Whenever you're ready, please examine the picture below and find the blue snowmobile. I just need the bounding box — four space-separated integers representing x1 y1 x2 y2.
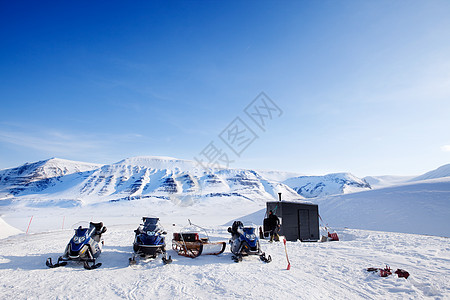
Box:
129 217 172 265
228 221 271 263
46 222 107 270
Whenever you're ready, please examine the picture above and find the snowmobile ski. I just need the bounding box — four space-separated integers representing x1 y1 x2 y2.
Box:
83 261 102 270
232 254 243 263
45 257 67 268
260 252 272 263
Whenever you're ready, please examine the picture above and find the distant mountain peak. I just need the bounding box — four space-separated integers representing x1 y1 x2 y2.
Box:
0 156 301 205
113 156 202 173
283 172 371 198
116 156 193 165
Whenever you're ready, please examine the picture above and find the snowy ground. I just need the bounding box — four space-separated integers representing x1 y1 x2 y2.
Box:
315 177 450 237
1 188 449 299
1 223 449 299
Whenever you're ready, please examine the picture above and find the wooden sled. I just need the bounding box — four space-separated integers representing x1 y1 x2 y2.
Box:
172 223 226 258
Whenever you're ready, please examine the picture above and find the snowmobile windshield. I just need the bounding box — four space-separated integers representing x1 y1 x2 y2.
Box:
71 221 91 230
72 227 90 244
142 218 162 233
70 221 93 241
243 227 257 241
243 227 256 235
143 218 158 226
143 224 161 233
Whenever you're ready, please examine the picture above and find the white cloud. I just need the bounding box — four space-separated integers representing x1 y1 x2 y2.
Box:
0 124 145 158
441 145 450 152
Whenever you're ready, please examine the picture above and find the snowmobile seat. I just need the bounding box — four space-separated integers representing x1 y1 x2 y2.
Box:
90 222 106 237
231 221 243 234
90 222 103 231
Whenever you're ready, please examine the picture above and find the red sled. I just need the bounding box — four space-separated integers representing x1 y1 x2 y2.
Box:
328 232 339 241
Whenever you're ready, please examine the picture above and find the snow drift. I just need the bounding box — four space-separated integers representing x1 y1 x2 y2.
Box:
314 177 450 237
410 163 450 181
0 217 22 239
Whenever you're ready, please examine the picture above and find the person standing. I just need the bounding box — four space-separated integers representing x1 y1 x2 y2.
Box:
268 210 280 242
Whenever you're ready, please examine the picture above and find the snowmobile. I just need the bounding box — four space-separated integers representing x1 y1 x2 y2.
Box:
46 221 107 270
129 217 172 265
228 221 271 263
172 220 226 258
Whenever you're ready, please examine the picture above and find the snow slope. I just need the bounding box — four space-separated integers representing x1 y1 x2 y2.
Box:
410 164 450 181
0 217 22 239
314 177 450 237
0 224 448 299
283 173 371 198
363 175 415 189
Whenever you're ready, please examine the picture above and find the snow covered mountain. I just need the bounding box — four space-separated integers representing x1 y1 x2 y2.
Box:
255 170 303 182
283 173 371 198
2 157 449 239
0 156 301 206
0 158 101 197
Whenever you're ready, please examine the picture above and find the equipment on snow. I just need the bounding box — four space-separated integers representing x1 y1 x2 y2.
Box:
227 221 271 263
367 265 391 277
46 221 107 270
380 265 392 277
172 220 226 258
394 269 410 279
259 226 264 239
283 237 291 270
318 214 339 241
367 265 409 279
129 217 172 265
328 232 339 241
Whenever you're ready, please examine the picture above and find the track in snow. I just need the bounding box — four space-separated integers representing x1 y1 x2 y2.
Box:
0 225 449 299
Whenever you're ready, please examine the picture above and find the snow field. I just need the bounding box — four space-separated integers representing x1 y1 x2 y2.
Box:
0 225 449 299
0 217 22 239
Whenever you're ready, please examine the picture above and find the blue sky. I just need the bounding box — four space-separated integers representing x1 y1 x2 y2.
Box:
1 0 449 176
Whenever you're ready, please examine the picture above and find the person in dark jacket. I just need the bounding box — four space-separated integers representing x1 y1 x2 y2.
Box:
267 210 280 242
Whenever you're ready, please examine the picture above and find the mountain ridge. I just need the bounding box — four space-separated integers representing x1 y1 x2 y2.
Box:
1 156 449 207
